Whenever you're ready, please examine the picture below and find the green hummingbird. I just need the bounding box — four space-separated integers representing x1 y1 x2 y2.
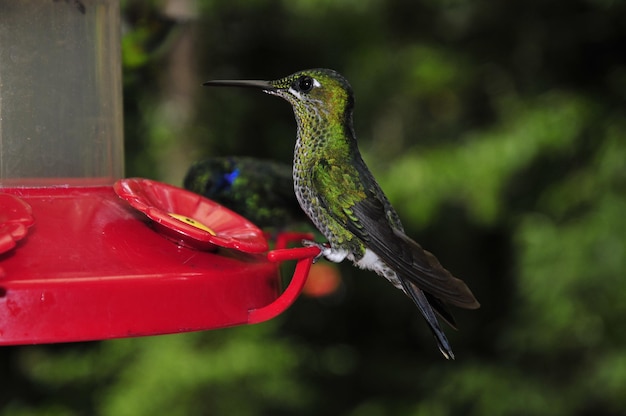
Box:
203 68 479 359
183 156 309 229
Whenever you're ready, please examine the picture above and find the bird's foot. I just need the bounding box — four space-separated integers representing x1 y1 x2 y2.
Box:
301 240 329 263
302 240 348 264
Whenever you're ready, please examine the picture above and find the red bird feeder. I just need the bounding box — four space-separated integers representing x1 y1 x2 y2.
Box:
0 1 319 345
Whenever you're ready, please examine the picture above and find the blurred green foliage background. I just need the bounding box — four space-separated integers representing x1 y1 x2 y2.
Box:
2 0 626 414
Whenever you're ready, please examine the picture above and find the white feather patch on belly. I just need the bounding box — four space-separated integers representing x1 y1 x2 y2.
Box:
354 248 380 269
353 248 403 290
323 247 349 263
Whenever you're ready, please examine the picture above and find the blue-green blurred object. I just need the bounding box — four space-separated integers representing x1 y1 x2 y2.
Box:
184 156 308 229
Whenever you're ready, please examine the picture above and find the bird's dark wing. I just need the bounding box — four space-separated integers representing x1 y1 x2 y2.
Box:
348 191 479 310
311 154 479 310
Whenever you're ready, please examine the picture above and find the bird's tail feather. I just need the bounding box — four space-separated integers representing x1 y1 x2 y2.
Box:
399 278 455 360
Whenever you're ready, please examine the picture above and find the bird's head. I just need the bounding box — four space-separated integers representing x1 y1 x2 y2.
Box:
203 68 354 130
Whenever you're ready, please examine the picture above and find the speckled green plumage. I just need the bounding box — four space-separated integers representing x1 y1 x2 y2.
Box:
265 70 369 253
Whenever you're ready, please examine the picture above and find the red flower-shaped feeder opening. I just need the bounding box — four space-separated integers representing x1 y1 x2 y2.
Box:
114 178 268 253
0 193 35 255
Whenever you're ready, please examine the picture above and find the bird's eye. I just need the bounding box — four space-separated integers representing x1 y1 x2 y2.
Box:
297 76 314 92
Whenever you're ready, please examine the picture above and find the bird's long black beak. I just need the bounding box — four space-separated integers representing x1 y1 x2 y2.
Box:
202 79 277 92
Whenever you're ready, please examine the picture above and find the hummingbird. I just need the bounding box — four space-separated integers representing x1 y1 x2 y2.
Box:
203 68 479 359
183 156 309 230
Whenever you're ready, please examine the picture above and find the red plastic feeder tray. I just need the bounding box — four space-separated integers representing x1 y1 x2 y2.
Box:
0 2 321 346
0 183 320 345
